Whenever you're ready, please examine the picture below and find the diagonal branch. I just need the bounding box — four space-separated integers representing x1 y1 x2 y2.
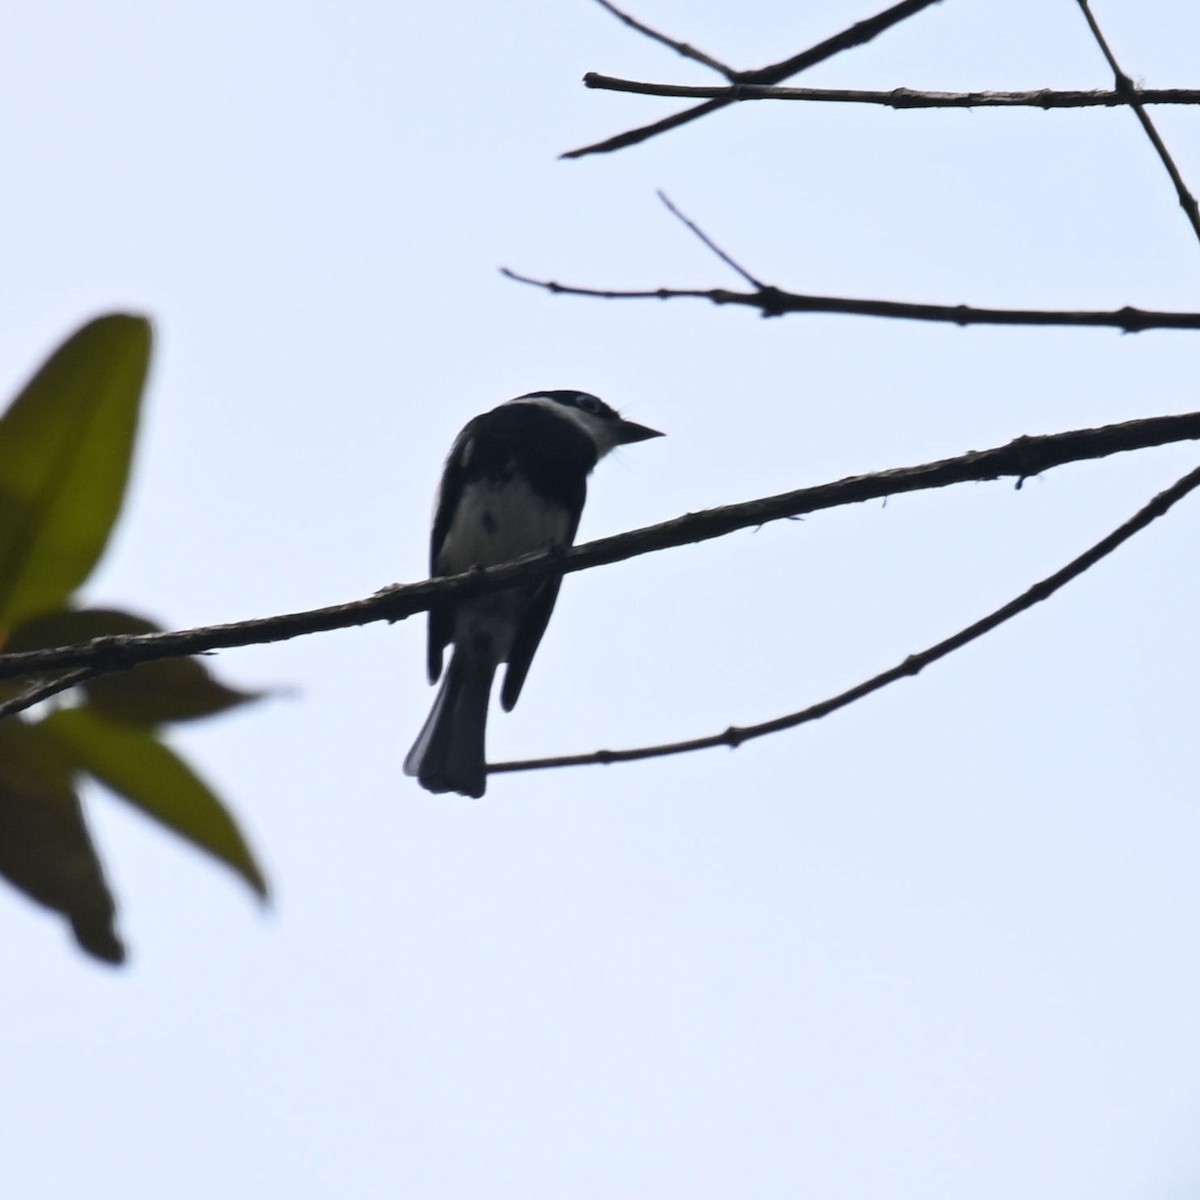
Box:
0 668 98 719
502 267 1200 332
584 77 1200 109
591 0 736 78
734 0 944 87
491 462 1200 777
2 411 1200 694
1074 0 1200 247
563 0 945 158
657 191 765 288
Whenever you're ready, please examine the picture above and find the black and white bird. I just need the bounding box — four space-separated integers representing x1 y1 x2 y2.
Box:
404 390 663 798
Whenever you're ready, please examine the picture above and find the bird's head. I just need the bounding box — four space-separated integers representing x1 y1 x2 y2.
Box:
511 390 664 458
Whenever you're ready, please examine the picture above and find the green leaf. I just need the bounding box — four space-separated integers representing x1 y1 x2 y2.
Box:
8 607 262 724
42 707 268 901
0 314 152 629
0 717 124 964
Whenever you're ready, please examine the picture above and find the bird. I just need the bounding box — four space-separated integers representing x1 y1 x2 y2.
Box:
404 390 664 798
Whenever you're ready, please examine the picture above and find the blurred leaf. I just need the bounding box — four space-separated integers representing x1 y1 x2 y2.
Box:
43 707 268 900
0 717 124 964
0 314 151 629
8 607 261 724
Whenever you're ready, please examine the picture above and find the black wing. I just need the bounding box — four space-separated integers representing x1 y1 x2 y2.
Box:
500 577 561 711
425 419 481 683
500 488 586 711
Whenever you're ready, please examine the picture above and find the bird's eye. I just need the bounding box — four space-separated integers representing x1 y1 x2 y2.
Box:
575 394 602 414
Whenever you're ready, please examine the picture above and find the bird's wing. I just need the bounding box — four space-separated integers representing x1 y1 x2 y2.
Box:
425 421 480 682
500 444 588 710
499 577 563 712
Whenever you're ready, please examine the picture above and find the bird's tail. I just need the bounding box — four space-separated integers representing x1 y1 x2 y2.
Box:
403 655 495 798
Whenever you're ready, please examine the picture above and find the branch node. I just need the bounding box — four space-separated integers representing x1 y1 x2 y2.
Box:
1115 305 1149 333
755 286 790 318
1075 0 1200 248
564 0 945 157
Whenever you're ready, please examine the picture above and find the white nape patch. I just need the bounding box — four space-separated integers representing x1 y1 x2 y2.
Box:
437 472 572 576
504 394 623 458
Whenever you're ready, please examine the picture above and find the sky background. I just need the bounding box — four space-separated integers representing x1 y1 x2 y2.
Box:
3 1 1200 1197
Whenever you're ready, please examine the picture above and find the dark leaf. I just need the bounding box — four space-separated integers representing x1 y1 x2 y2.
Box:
0 315 151 629
0 717 124 964
42 708 268 900
8 607 261 724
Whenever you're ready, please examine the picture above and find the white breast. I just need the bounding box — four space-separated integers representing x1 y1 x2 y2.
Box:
437 475 573 576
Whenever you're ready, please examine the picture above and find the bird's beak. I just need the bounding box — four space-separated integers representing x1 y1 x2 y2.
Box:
614 418 665 445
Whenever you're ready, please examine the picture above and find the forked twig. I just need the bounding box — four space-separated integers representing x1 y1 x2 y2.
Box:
502 267 1200 332
565 0 945 158
1075 0 1200 246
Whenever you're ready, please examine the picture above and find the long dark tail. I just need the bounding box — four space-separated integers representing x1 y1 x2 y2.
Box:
403 655 495 798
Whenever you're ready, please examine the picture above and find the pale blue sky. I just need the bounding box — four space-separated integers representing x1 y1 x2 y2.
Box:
3 2 1200 1197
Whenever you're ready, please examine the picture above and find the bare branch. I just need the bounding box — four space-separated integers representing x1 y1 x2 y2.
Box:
0 668 98 720
735 0 944 87
3 412 1200 688
1074 0 1200 247
590 0 735 78
563 0 945 159
492 463 1200 777
563 97 732 161
657 191 765 289
584 77 1200 109
502 267 1200 332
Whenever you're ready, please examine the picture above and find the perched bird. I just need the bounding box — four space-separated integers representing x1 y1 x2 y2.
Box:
404 390 663 797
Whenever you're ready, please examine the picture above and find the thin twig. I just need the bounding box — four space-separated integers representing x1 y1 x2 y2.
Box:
658 191 765 288
3 411 1200 687
734 0 944 86
591 0 735 78
1075 0 1200 246
0 668 97 720
563 0 945 158
585 77 1200 108
502 267 1200 332
491 463 1200 776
